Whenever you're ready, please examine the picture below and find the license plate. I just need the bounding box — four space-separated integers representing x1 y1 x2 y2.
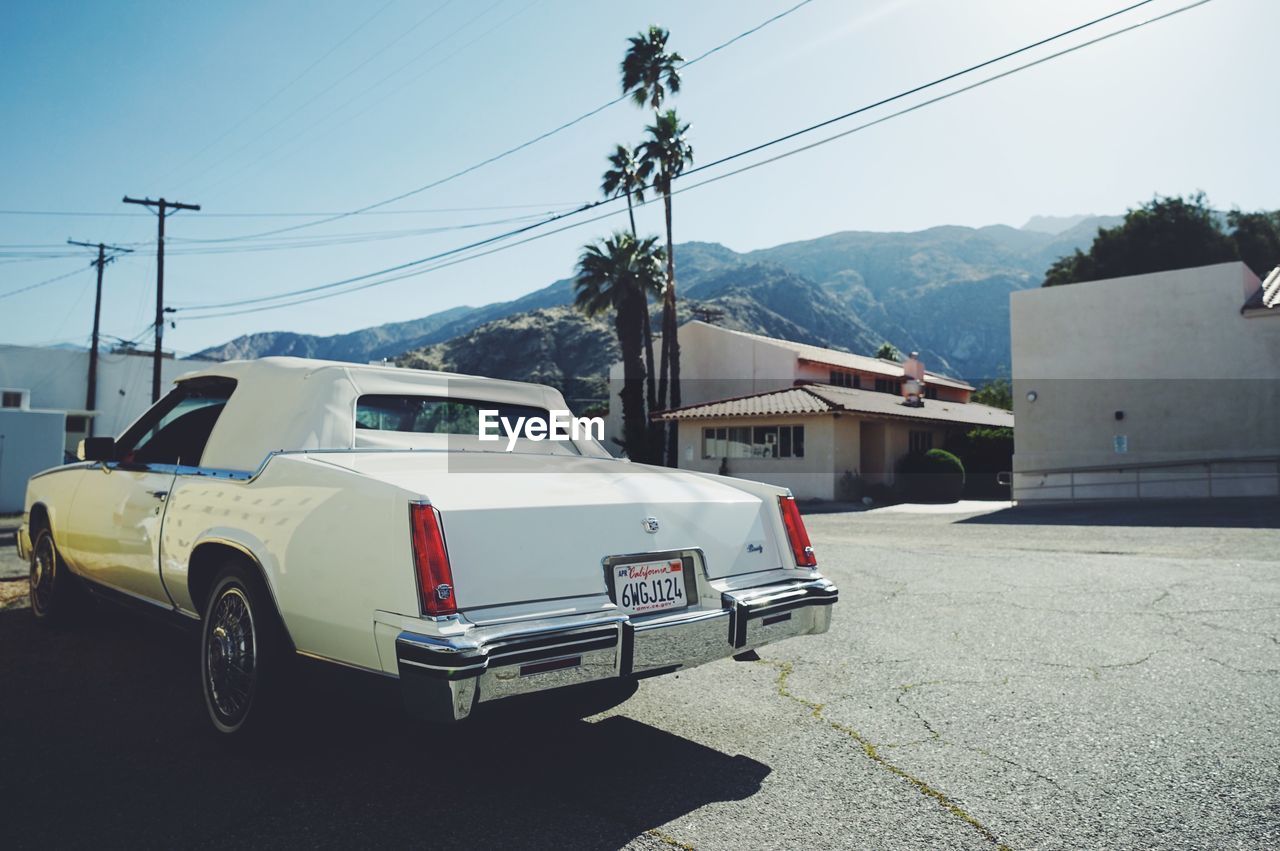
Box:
613 559 687 616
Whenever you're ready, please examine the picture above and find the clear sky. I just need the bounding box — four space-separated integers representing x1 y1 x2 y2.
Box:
1 0 1276 353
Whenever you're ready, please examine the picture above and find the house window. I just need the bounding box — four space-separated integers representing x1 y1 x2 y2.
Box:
1 391 22 408
702 426 752 459
874 378 898 394
828 371 858 389
925 385 938 400
703 425 805 459
65 415 89 433
909 430 933 453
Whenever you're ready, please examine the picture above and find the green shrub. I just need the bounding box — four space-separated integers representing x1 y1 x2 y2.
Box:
945 427 1012 499
896 448 966 503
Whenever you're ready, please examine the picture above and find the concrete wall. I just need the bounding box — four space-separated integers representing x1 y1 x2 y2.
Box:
1010 262 1280 501
0 409 65 513
0 345 194 438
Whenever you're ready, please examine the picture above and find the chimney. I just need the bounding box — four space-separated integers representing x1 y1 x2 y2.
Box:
901 352 925 407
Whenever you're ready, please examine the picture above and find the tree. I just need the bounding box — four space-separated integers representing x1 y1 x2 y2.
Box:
574 233 665 460
602 144 658 414
621 26 682 112
1043 193 1236 287
971 376 1012 411
601 144 652 239
874 342 901 362
1227 209 1280 279
640 109 695 465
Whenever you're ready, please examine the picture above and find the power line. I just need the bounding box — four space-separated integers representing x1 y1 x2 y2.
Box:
0 264 91 301
179 0 821 244
188 0 534 204
173 0 1194 320
14 209 579 262
156 206 567 249
680 0 814 65
171 0 458 193
674 0 1163 185
0 202 589 219
149 0 398 188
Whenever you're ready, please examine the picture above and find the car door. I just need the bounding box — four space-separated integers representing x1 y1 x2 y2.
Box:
64 378 236 603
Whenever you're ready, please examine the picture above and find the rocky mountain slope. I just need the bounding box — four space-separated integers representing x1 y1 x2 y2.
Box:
198 216 1120 389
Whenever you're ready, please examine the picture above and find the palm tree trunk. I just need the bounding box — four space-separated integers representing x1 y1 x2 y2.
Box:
628 187 658 423
641 299 657 411
662 189 680 468
616 293 647 460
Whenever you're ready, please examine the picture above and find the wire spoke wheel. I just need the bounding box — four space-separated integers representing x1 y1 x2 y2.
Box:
204 587 257 725
29 533 57 615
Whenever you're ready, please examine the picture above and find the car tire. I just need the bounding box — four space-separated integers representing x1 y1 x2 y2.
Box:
29 528 83 625
199 562 290 738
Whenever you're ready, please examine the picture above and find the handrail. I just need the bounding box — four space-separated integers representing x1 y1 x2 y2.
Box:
1014 455 1280 477
1012 455 1280 501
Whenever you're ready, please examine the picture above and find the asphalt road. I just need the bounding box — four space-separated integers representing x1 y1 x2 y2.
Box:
1 499 1277 850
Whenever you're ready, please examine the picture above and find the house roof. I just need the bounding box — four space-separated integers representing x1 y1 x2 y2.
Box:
1242 266 1280 314
657 382 1014 428
684 322 975 391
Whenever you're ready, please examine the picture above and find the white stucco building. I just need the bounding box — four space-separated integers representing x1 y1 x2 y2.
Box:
1010 262 1280 502
0 345 194 511
0 344 193 449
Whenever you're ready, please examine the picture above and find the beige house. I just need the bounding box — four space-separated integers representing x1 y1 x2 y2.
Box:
603 323 1012 500
657 383 1012 500
1010 262 1280 502
604 321 974 450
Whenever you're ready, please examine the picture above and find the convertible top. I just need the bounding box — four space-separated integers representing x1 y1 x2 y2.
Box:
168 357 587 471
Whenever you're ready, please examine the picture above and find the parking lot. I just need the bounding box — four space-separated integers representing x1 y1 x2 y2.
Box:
1 500 1277 850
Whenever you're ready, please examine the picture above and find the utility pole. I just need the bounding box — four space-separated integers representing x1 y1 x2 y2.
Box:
67 239 133 436
122 196 201 401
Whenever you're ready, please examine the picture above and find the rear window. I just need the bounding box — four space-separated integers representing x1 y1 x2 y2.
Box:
356 395 549 437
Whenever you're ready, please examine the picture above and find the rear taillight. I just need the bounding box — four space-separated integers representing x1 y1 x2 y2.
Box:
778 495 817 567
409 502 456 617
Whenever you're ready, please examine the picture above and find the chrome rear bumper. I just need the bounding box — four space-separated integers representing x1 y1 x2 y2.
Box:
396 576 837 722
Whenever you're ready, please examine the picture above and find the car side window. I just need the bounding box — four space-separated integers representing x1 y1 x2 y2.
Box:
116 378 237 468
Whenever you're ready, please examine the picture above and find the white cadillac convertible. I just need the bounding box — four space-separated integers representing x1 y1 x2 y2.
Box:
17 358 837 736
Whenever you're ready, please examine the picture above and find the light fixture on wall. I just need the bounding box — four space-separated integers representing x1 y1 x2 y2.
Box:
1026 390 1038 403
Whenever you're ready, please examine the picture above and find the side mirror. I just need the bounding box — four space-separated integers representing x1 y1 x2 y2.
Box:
81 437 116 462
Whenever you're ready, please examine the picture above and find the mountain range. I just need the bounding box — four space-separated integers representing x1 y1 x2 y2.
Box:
196 216 1121 397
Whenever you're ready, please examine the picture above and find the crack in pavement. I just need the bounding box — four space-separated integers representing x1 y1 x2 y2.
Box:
1203 656 1280 676
891 679 1082 801
762 659 1013 851
984 652 1157 680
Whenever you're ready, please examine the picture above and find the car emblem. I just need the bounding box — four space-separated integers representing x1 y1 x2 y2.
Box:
642 516 660 534
747 543 763 553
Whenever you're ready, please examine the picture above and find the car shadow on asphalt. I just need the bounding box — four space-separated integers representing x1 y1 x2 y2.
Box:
0 603 770 849
955 496 1280 528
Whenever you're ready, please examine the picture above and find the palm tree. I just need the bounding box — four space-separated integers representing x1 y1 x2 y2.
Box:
621 26 682 112
875 343 902 362
602 144 652 238
574 232 665 460
640 109 694 465
601 144 658 415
